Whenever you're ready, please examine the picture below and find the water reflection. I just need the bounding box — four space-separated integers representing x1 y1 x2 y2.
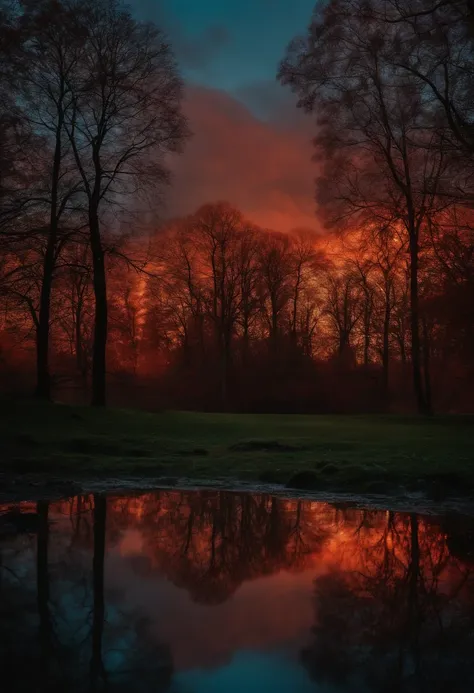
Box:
1 491 474 692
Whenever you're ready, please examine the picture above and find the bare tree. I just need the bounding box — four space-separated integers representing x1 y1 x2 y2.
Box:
64 0 188 405
370 227 406 392
161 219 206 358
236 223 260 364
193 203 244 404
279 0 454 412
323 264 362 360
352 258 376 366
379 0 474 172
55 243 94 385
258 231 293 347
16 0 86 399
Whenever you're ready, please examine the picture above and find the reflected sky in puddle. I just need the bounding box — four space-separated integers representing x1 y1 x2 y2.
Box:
1 490 474 692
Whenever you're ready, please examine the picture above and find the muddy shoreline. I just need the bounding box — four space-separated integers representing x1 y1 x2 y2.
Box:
2 472 474 516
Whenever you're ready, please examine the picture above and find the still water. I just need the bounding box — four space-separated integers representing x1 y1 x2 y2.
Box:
1 490 474 692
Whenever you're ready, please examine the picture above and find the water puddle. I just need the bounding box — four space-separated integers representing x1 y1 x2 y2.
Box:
1 489 473 691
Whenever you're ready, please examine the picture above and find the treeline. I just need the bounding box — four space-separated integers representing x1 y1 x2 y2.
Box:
1 0 474 413
1 198 473 412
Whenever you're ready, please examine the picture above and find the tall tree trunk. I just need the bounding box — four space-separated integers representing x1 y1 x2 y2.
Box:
398 330 407 364
35 115 63 400
339 329 349 357
220 334 228 408
363 303 371 366
90 494 107 689
382 292 391 395
291 271 301 340
75 301 86 385
242 317 249 367
271 301 278 347
36 245 55 400
90 210 107 407
363 332 370 366
409 238 428 414
422 317 433 415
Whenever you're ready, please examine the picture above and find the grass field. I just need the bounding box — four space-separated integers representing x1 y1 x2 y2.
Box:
1 399 474 497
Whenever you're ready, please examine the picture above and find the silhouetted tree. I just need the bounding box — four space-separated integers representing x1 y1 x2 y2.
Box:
18 0 85 399
64 0 188 405
279 0 455 413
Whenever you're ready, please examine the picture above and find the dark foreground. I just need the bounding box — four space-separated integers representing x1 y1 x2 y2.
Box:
1 488 474 692
2 400 474 500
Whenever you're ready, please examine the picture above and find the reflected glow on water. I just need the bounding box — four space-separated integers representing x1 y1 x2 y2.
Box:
1 490 474 692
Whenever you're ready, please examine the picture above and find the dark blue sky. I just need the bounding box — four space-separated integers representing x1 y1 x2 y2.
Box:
135 0 315 95
132 0 319 231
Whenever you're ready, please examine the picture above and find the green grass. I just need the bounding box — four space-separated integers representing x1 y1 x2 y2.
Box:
1 399 474 496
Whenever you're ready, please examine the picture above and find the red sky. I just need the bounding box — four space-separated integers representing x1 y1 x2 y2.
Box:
165 85 320 233
133 1 320 233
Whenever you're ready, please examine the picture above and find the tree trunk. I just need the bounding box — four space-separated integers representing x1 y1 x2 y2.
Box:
36 256 54 400
242 318 249 366
339 329 349 357
90 210 107 407
271 302 278 346
398 329 407 364
35 115 62 400
75 302 86 385
220 336 227 407
382 293 391 395
363 304 371 366
422 317 433 415
409 239 428 414
363 331 370 366
90 494 107 689
220 327 233 407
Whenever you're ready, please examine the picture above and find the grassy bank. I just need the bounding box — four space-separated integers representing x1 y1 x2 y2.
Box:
1 399 474 497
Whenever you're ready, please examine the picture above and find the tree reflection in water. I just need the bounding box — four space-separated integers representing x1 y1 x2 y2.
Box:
303 509 474 692
0 491 473 692
0 494 172 692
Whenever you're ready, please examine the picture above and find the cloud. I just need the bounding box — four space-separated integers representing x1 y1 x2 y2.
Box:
176 25 231 70
235 79 311 129
165 85 320 232
135 1 230 72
